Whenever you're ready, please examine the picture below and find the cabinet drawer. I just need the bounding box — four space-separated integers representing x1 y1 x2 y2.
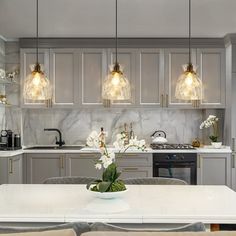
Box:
118 166 152 179
116 153 152 167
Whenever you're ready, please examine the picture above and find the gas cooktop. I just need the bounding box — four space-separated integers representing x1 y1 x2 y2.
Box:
150 143 195 150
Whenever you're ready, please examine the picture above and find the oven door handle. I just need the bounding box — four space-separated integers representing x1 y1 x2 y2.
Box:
154 162 196 167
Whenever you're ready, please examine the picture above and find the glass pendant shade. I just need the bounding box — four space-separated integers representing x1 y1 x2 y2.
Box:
175 64 202 101
102 63 131 100
24 63 52 101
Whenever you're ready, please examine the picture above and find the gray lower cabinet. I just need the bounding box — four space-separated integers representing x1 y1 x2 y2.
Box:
26 153 66 184
0 155 23 184
197 153 231 186
116 153 153 179
65 153 100 178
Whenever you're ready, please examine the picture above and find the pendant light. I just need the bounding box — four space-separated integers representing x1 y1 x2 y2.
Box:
175 0 202 101
102 0 131 101
23 0 52 101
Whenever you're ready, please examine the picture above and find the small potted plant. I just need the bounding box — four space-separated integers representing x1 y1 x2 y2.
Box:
200 115 222 148
86 130 146 198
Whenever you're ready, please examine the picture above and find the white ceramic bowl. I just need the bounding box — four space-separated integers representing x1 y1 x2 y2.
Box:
211 142 222 148
88 189 128 199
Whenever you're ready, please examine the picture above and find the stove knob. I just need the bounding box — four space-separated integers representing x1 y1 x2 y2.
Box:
180 155 184 160
166 155 170 160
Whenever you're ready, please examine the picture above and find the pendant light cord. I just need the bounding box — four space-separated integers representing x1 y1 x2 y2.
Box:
36 0 39 64
115 0 118 64
188 0 191 64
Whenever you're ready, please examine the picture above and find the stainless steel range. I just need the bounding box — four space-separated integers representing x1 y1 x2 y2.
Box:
150 143 195 150
151 144 197 185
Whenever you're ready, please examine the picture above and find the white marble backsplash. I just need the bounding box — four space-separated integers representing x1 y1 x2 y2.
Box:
17 108 203 146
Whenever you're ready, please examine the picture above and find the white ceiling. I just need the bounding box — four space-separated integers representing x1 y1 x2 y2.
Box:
0 0 236 40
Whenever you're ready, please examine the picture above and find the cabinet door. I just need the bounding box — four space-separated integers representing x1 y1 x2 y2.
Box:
50 49 79 107
20 48 50 107
137 49 164 106
164 49 196 108
116 153 152 167
8 155 23 184
80 49 106 106
197 153 231 186
119 166 152 179
66 153 100 178
26 154 65 184
108 49 136 105
0 158 8 184
197 48 226 108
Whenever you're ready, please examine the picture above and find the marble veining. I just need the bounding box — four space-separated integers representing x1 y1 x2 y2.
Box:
19 108 202 146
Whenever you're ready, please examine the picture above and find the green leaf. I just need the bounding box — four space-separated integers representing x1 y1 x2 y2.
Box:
86 179 102 190
97 181 112 192
102 163 117 182
113 171 121 181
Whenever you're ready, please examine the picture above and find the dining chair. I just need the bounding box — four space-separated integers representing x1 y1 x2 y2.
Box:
43 176 96 184
123 177 187 185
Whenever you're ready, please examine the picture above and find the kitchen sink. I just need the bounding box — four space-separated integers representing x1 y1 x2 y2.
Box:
24 145 85 150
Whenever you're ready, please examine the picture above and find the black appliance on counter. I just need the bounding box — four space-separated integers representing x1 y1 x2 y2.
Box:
151 144 197 185
0 130 21 150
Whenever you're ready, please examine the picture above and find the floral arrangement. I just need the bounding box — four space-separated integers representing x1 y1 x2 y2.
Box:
86 130 146 193
200 115 219 142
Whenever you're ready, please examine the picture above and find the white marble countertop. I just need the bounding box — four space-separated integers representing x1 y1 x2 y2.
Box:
0 184 235 224
0 145 231 157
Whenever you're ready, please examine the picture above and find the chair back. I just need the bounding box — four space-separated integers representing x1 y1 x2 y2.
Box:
43 176 96 184
123 177 187 185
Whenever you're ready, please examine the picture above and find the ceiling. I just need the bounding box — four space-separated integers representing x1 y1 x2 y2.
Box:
0 0 236 40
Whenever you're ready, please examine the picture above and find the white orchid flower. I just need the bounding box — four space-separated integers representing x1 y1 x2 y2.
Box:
95 163 102 170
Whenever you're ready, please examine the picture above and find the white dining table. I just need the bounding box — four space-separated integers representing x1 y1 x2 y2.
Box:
0 184 236 226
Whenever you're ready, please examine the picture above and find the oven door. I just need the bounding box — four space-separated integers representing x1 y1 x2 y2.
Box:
153 162 197 185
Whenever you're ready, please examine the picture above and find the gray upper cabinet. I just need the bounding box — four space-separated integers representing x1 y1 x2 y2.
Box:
197 48 226 108
20 48 50 107
80 49 106 106
20 46 226 109
108 48 136 105
164 48 196 108
137 49 164 107
50 49 79 107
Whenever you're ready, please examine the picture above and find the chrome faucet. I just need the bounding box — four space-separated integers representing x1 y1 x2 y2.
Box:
44 128 65 147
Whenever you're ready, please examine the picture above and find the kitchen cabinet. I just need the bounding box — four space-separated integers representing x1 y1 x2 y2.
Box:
197 48 226 108
197 153 231 187
20 48 50 107
0 155 23 184
80 49 106 106
108 48 136 105
137 49 164 107
26 153 66 184
116 153 153 179
50 49 79 107
164 49 196 108
20 47 226 109
65 153 100 178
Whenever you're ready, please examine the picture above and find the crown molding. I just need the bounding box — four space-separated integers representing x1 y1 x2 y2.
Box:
19 37 225 49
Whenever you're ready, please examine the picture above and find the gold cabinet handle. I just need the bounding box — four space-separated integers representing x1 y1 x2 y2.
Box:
197 154 201 168
192 100 200 108
60 156 64 169
122 167 139 171
165 94 169 107
160 94 164 107
9 159 13 174
232 153 235 169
